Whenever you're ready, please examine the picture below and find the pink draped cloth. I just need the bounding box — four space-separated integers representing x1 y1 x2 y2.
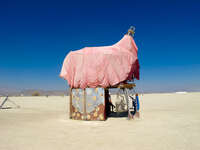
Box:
60 35 139 89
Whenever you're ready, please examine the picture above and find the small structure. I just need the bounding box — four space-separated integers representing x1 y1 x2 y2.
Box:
0 96 20 109
60 26 140 120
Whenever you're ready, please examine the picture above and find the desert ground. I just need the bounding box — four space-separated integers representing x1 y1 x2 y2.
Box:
0 92 200 150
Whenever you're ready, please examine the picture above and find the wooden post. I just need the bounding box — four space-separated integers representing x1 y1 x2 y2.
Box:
83 89 87 120
69 88 72 119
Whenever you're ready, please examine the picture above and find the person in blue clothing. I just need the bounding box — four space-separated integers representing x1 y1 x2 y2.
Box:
135 93 140 118
135 93 140 111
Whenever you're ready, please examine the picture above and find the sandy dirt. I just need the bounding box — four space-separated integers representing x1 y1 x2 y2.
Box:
0 93 200 150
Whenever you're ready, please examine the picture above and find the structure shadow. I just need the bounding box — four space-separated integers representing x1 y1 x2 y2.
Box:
108 111 128 118
0 107 12 109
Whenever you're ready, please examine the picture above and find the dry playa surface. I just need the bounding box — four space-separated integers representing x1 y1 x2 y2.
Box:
0 93 200 150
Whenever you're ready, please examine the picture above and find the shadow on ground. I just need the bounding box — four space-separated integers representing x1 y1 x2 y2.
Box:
108 111 128 118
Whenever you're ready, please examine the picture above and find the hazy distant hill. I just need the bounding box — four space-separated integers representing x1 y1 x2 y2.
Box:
20 89 70 96
0 88 69 97
0 87 199 97
0 87 20 96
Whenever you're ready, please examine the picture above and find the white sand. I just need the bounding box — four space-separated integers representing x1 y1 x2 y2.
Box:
0 93 200 150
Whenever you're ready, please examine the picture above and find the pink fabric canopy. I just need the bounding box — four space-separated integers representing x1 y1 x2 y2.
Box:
60 35 139 89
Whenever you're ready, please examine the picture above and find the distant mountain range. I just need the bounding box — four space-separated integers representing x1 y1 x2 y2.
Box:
0 88 69 96
0 87 199 97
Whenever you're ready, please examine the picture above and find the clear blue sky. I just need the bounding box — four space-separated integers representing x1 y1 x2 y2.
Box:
0 0 200 92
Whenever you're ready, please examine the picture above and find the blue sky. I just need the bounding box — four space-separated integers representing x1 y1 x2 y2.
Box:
0 0 200 92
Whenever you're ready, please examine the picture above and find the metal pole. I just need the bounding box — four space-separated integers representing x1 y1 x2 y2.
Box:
0 96 9 108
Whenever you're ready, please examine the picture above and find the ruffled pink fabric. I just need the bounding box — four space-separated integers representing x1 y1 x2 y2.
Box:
60 35 139 89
